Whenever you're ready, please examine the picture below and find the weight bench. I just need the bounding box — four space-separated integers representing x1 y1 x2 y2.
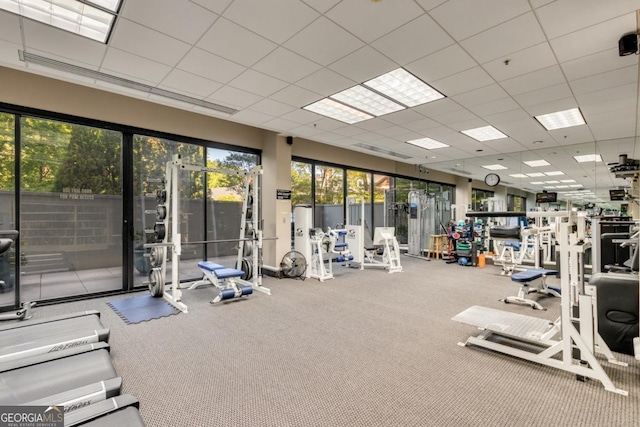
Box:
188 261 253 304
501 268 559 310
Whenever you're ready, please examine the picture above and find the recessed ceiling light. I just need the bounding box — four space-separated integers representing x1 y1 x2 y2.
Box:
406 137 449 150
461 125 507 141
0 0 121 43
574 154 602 163
530 181 545 185
555 185 569 188
544 171 565 176
331 85 405 117
363 68 444 107
569 184 583 188
543 186 556 189
535 107 586 131
545 180 560 184
560 179 576 183
526 172 546 177
303 98 374 124
509 174 528 178
482 164 508 170
523 159 550 167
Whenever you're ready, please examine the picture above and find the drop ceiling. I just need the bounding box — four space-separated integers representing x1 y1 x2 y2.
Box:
1 0 639 205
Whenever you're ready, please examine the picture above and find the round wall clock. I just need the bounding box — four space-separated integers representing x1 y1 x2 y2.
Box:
484 173 500 187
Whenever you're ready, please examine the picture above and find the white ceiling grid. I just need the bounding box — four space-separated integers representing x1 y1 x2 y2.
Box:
0 0 639 203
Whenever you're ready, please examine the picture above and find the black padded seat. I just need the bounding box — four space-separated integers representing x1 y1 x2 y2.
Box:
589 272 639 355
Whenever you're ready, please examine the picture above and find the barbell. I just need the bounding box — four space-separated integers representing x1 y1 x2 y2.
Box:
144 236 277 248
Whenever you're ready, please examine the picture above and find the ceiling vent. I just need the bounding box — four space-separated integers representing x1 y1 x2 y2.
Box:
19 50 238 115
353 143 411 159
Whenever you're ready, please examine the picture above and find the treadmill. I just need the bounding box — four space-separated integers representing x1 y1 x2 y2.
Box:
0 310 109 365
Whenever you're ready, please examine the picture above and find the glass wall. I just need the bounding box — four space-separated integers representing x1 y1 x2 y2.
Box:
373 174 390 231
0 113 16 308
507 194 526 212
20 117 123 300
472 188 495 211
314 165 344 230
346 170 371 233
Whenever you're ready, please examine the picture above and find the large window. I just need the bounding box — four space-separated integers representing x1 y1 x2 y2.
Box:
507 194 526 212
20 117 123 300
291 161 312 207
472 188 495 211
347 170 371 233
0 113 15 308
314 165 344 230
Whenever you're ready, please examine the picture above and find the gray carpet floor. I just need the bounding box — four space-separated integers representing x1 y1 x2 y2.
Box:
30 256 639 426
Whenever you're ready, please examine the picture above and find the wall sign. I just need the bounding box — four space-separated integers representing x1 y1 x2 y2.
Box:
276 189 291 200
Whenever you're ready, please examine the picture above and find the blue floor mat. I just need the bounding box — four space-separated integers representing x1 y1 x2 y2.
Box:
107 294 179 324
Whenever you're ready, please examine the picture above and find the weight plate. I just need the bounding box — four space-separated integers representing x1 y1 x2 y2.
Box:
156 205 167 220
243 240 253 257
240 257 253 281
148 267 164 297
149 246 166 267
154 222 166 241
156 189 167 204
245 207 253 220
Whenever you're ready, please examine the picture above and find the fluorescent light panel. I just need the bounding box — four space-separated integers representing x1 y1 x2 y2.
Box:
482 164 508 171
560 179 576 183
545 180 560 184
523 159 550 167
364 68 444 107
0 0 120 43
330 85 405 117
574 154 602 163
526 172 545 177
569 184 583 188
406 137 449 150
303 98 373 124
535 107 586 131
509 174 528 178
461 125 507 142
544 171 564 176
530 181 545 185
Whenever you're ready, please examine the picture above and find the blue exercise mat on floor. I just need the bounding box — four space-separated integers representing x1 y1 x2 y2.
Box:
107 294 179 324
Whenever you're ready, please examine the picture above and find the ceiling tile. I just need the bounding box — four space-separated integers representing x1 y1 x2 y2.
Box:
206 85 262 109
329 46 398 82
354 118 395 132
228 69 288 97
223 0 319 44
482 42 557 82
380 109 425 125
177 47 246 83
110 19 191 66
248 98 297 117
452 84 509 108
295 68 355 97
301 0 341 14
121 0 217 44
101 48 172 85
402 117 441 132
0 11 21 44
263 117 308 132
252 47 322 83
536 0 640 39
561 48 637 81
514 83 573 108
278 109 319 125
570 65 638 96
500 65 566 96
577 84 637 108
433 66 494 96
414 0 448 11
270 84 322 107
406 44 476 83
467 98 520 118
190 0 233 14
523 95 578 117
461 12 546 64
196 18 276 67
326 0 424 43
231 109 274 126
23 19 107 67
284 17 364 66
429 0 531 40
158 69 222 98
371 14 453 64
549 13 636 63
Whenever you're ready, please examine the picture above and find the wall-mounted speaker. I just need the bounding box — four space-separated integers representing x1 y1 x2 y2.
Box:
619 33 638 56
286 136 293 146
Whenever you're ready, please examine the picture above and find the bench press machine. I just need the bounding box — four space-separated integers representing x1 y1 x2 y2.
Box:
454 211 630 395
188 261 254 303
502 268 559 310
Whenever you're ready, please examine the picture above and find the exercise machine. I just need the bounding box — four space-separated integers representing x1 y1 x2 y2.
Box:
146 154 271 311
502 268 559 310
453 209 630 395
346 199 402 273
188 261 254 303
